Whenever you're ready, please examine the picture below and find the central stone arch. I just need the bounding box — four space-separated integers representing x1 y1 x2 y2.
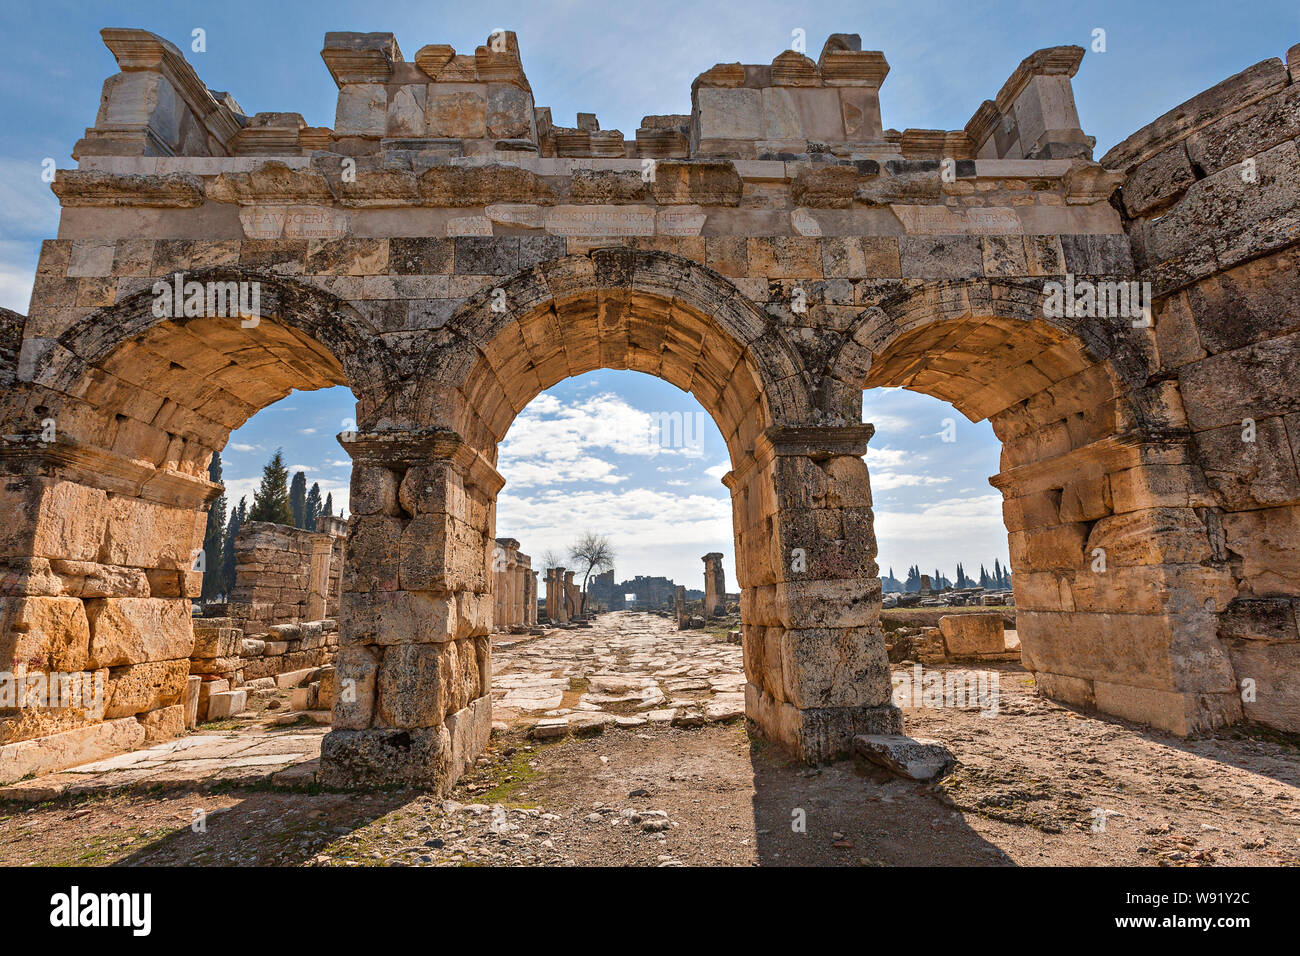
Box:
318 250 902 788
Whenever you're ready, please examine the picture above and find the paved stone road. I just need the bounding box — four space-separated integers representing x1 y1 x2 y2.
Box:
491 611 745 735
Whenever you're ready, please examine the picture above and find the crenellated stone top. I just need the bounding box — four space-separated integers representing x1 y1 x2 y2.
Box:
53 27 1131 243
71 27 1098 167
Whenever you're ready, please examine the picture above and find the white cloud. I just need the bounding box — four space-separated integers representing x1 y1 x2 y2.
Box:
228 442 259 453
704 460 729 480
298 427 317 435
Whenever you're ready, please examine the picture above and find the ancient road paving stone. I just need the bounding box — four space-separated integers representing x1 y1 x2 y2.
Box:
491 611 745 733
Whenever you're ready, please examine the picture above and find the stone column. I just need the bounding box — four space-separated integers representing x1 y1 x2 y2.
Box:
512 564 524 627
547 567 568 624
564 571 578 620
528 570 539 624
702 552 726 616
675 585 688 629
319 429 495 791
306 535 333 621
725 424 900 764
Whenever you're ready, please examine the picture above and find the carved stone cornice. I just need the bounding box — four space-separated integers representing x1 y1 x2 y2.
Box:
51 170 205 208
339 428 505 496
0 435 219 508
100 28 243 148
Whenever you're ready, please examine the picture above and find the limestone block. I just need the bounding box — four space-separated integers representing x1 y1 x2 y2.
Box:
331 645 379 729
341 589 461 645
1195 417 1300 509
0 596 91 671
139 703 185 743
104 659 191 718
318 665 337 709
318 724 450 789
0 478 107 563
1092 680 1241 735
85 597 195 668
376 643 444 728
1227 641 1300 731
648 161 742 206
101 496 205 570
344 515 402 592
0 716 146 786
400 513 487 591
205 689 247 720
778 626 891 709
695 87 763 141
1222 505 1300 595
486 83 534 140
938 613 1005 656
335 84 388 138
1185 84 1300 177
350 464 401 515
50 560 149 599
444 694 492 783
386 85 426 137
182 675 201 728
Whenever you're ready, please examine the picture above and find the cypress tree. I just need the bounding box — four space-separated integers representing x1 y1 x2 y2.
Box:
221 496 247 596
305 481 322 529
289 470 308 528
248 449 294 525
200 452 228 601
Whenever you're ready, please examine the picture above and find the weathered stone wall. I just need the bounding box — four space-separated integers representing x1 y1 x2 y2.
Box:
227 519 345 629
0 27 1297 789
1095 46 1300 732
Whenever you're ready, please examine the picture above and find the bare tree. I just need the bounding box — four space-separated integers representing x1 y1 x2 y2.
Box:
541 548 564 570
568 532 615 595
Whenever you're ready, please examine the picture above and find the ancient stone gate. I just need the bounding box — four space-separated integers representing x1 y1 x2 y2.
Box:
1 28 1298 789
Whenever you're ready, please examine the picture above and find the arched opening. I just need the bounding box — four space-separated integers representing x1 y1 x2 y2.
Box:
487 368 744 735
320 250 899 789
834 279 1240 736
0 273 383 766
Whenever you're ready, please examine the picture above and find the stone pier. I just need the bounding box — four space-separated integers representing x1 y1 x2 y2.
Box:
702 552 726 617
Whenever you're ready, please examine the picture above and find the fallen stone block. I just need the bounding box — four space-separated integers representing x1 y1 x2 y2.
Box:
853 734 956 782
938 613 1004 657
205 690 248 720
531 716 569 738
275 668 317 689
0 717 147 785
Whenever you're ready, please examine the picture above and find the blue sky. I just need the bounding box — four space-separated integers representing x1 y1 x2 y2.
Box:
4 0 1297 584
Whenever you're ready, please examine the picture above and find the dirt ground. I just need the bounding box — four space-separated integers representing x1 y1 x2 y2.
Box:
1 626 1297 866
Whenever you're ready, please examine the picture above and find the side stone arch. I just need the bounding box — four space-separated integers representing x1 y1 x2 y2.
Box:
0 270 396 759
27 267 398 438
832 277 1238 735
321 248 902 789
